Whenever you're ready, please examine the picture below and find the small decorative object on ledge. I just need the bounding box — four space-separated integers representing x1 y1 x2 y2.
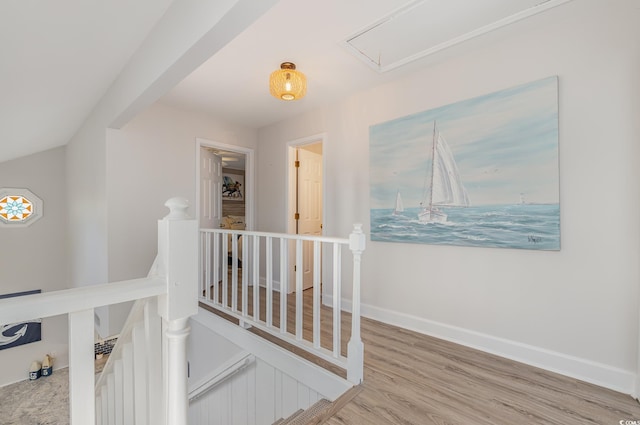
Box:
41 354 53 376
29 361 41 380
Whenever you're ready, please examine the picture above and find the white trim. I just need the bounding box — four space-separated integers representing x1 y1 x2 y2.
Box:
259 276 281 293
195 138 255 231
324 295 636 395
342 0 575 73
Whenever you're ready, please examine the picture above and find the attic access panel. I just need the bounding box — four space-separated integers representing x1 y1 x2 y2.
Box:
344 0 573 72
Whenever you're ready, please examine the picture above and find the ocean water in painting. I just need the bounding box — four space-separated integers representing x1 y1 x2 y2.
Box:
371 204 560 250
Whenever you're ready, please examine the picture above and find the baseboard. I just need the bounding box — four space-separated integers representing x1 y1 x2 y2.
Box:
258 277 281 293
323 294 636 395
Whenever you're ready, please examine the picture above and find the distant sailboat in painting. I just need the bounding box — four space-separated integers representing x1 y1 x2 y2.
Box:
393 190 404 215
418 121 469 223
519 192 527 205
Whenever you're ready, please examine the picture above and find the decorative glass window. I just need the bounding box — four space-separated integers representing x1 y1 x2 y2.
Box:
0 188 43 227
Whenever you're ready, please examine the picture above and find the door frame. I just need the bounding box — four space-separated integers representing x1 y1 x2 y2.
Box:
286 133 326 293
285 133 326 235
195 138 255 230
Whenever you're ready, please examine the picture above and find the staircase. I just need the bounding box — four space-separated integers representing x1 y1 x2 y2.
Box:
273 399 331 425
0 198 366 424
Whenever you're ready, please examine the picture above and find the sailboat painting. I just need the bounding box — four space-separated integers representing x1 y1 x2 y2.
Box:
369 76 560 250
393 190 404 215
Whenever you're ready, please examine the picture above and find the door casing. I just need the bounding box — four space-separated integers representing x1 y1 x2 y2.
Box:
286 133 326 293
195 138 254 231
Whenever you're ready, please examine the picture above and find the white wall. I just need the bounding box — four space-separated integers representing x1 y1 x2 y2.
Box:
65 0 277 336
0 147 69 385
104 103 257 333
257 0 640 393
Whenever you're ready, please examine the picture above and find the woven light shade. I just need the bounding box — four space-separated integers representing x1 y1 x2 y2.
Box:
269 62 306 101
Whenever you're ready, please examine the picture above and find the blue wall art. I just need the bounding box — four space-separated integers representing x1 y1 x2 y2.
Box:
369 76 560 250
0 289 42 350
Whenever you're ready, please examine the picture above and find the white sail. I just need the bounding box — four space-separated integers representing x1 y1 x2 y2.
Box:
419 122 469 223
431 132 469 207
393 190 404 215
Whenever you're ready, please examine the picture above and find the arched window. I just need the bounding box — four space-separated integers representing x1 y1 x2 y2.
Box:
0 188 43 227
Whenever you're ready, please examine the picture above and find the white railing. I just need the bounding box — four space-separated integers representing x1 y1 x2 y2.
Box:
199 225 366 384
0 198 198 425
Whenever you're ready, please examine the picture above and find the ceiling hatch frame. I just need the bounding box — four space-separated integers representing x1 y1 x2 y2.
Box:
342 0 575 73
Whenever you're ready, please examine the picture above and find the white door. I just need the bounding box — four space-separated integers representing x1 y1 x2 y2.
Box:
200 148 222 229
297 147 323 290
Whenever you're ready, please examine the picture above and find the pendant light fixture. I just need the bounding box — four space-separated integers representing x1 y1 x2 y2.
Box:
269 62 306 101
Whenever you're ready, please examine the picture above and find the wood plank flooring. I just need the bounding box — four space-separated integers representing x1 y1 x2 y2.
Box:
326 317 640 425
203 277 640 424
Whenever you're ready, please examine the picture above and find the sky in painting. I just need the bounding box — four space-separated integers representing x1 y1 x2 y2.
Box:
369 76 559 209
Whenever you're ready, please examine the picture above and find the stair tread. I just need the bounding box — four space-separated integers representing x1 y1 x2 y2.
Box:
278 399 332 425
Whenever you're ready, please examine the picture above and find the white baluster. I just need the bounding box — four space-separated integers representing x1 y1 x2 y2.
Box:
96 394 102 425
204 232 211 301
347 223 366 384
296 239 303 340
241 236 249 326
313 240 321 349
145 299 163 425
68 308 95 425
107 373 115 425
101 385 109 425
332 244 341 358
132 322 148 425
279 238 288 333
232 234 239 311
122 343 134 423
114 359 124 425
222 234 229 308
252 234 260 322
213 232 220 304
266 236 273 327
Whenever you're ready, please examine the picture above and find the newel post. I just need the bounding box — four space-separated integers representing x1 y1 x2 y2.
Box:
347 223 366 384
157 198 199 425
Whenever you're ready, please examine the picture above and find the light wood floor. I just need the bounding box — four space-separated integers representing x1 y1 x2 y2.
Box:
204 277 640 425
326 317 640 425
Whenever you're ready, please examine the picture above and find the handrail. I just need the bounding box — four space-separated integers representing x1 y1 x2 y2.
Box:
0 277 165 324
188 353 255 402
200 227 349 245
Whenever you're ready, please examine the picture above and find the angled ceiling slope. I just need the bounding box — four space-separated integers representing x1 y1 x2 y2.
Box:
344 0 574 72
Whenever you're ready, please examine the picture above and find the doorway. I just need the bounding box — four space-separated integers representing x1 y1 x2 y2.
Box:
287 134 325 293
195 138 254 231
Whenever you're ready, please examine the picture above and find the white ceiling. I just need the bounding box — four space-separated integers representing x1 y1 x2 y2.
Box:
0 0 173 163
159 0 413 129
159 0 572 129
0 0 572 164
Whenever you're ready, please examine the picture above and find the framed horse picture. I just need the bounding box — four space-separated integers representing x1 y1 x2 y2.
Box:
222 172 244 201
